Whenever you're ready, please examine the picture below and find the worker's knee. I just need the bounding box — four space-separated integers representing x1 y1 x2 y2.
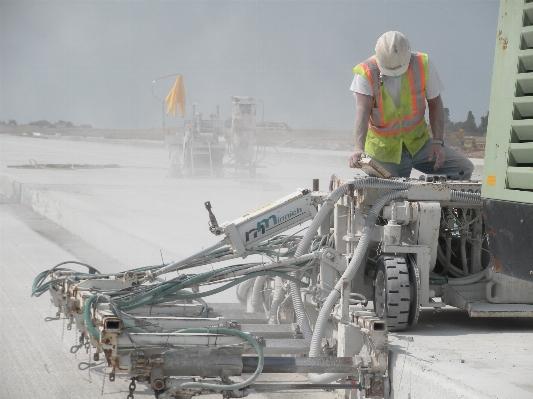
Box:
442 146 475 180
461 158 474 180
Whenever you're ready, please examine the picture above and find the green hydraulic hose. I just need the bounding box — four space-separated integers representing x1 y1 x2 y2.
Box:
84 271 308 338
117 264 244 310
115 279 187 308
126 245 232 274
32 268 74 296
32 270 52 294
32 261 102 293
126 264 167 273
32 278 64 297
157 270 308 302
84 295 101 341
166 328 264 393
33 273 119 297
137 289 209 316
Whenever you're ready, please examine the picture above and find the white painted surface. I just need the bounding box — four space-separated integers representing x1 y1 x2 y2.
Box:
0 198 147 398
389 307 533 399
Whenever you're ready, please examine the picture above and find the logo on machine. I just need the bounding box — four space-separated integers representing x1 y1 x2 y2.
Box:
245 207 303 242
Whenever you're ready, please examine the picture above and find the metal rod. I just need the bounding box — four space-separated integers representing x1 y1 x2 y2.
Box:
242 356 358 374
154 239 227 277
249 383 361 392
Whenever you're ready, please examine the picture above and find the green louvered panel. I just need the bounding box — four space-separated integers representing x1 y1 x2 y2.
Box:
509 142 533 163
512 120 533 140
507 167 533 189
513 97 533 119
516 72 533 96
482 0 533 203
522 25 533 48
518 49 533 72
509 47 533 191
525 2 533 25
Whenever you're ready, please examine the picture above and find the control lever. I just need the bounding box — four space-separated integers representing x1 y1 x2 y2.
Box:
205 201 221 235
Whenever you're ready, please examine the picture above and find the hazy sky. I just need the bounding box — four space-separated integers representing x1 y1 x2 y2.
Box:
1 0 499 130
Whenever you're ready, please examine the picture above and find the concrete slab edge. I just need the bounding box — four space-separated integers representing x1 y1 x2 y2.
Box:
0 172 23 200
0 173 179 268
44 135 165 148
389 349 497 399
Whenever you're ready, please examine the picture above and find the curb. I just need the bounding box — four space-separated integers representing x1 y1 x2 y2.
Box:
0 173 179 268
389 348 504 399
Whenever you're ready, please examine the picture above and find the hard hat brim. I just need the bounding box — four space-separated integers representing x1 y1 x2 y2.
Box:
376 53 411 77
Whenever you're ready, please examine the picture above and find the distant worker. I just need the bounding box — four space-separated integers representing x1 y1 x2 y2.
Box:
471 138 478 149
459 127 466 147
348 31 473 180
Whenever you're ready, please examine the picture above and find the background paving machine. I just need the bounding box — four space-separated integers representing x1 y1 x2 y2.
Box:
167 105 226 178
167 96 263 178
227 96 261 177
33 1 533 398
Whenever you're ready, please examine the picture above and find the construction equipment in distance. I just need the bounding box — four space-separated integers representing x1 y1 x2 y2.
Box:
166 105 225 178
228 96 260 177
166 97 262 178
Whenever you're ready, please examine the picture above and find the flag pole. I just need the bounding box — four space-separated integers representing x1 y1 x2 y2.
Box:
151 73 181 135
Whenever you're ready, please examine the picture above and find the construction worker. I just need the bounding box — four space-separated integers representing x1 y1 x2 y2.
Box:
348 31 473 180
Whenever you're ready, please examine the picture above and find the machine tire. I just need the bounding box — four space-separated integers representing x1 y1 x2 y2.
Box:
374 254 411 331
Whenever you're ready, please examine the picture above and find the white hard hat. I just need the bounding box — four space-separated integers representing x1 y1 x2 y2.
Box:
375 31 411 76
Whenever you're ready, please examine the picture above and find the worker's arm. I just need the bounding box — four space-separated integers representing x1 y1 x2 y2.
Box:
427 95 446 171
349 93 373 168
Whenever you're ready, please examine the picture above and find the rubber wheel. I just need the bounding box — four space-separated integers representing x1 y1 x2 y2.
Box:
374 254 411 331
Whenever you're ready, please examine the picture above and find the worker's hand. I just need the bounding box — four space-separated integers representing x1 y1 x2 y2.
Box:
349 150 366 168
429 144 446 171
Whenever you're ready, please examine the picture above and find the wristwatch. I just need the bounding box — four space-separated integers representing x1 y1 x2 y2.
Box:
432 139 444 147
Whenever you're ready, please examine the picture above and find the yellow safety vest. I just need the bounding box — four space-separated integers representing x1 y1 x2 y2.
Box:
353 52 430 164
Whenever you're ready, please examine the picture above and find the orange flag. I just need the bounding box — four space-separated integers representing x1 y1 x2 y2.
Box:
165 75 186 117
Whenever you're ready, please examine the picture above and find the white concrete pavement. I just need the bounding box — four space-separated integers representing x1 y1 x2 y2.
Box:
388 308 533 398
0 196 152 398
2 134 531 399
0 135 347 276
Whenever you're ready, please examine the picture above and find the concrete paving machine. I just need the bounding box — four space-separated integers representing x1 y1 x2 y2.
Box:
32 1 533 398
166 105 226 178
166 97 264 178
228 96 261 177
